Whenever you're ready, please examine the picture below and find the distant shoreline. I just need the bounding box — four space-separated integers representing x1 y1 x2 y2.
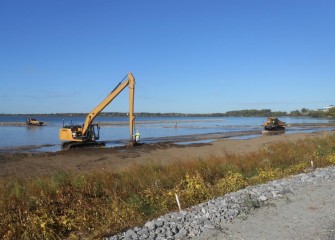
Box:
1 110 334 119
1 114 334 119
1 121 335 128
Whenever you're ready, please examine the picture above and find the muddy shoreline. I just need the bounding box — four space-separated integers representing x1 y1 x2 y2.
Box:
0 128 334 179
1 122 334 154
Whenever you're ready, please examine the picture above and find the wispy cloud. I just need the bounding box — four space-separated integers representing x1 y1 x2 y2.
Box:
233 100 333 105
24 91 81 99
2 91 81 100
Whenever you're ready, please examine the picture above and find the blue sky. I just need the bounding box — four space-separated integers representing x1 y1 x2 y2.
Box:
1 0 334 114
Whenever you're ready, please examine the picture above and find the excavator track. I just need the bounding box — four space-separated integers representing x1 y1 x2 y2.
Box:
61 141 106 150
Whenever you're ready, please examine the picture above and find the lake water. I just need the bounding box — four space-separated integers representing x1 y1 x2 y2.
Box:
0 116 333 152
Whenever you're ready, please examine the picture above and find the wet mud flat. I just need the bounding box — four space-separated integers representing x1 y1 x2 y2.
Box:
0 128 334 179
1 122 335 153
0 122 48 127
0 122 31 127
0 130 259 154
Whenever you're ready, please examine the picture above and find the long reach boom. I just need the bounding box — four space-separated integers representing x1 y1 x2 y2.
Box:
82 73 135 138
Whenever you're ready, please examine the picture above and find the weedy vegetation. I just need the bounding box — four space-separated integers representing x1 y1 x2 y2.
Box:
1 133 335 239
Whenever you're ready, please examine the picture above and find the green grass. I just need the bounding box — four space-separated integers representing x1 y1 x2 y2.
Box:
1 133 335 239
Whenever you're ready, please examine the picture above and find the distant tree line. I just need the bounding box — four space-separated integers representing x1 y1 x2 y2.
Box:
1 108 335 118
289 108 335 119
223 109 287 117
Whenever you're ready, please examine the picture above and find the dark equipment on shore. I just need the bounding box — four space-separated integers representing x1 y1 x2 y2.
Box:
262 117 286 134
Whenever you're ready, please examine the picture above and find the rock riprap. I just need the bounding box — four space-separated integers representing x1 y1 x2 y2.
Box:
107 166 335 240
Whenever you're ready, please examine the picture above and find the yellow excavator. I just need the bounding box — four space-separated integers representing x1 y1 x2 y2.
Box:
59 73 136 150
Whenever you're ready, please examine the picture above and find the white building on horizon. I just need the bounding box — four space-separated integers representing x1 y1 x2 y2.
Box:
323 105 335 112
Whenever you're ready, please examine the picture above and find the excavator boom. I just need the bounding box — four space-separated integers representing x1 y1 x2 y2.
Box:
82 73 135 137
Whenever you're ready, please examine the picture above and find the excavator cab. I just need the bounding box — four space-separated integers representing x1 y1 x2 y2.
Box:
60 124 100 141
86 124 100 141
59 123 101 149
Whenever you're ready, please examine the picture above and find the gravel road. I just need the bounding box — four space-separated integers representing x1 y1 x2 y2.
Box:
108 166 335 240
199 175 335 240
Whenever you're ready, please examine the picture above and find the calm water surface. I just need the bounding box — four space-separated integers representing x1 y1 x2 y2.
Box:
0 116 333 152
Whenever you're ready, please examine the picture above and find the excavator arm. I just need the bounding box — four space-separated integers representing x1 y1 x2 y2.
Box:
82 73 136 140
